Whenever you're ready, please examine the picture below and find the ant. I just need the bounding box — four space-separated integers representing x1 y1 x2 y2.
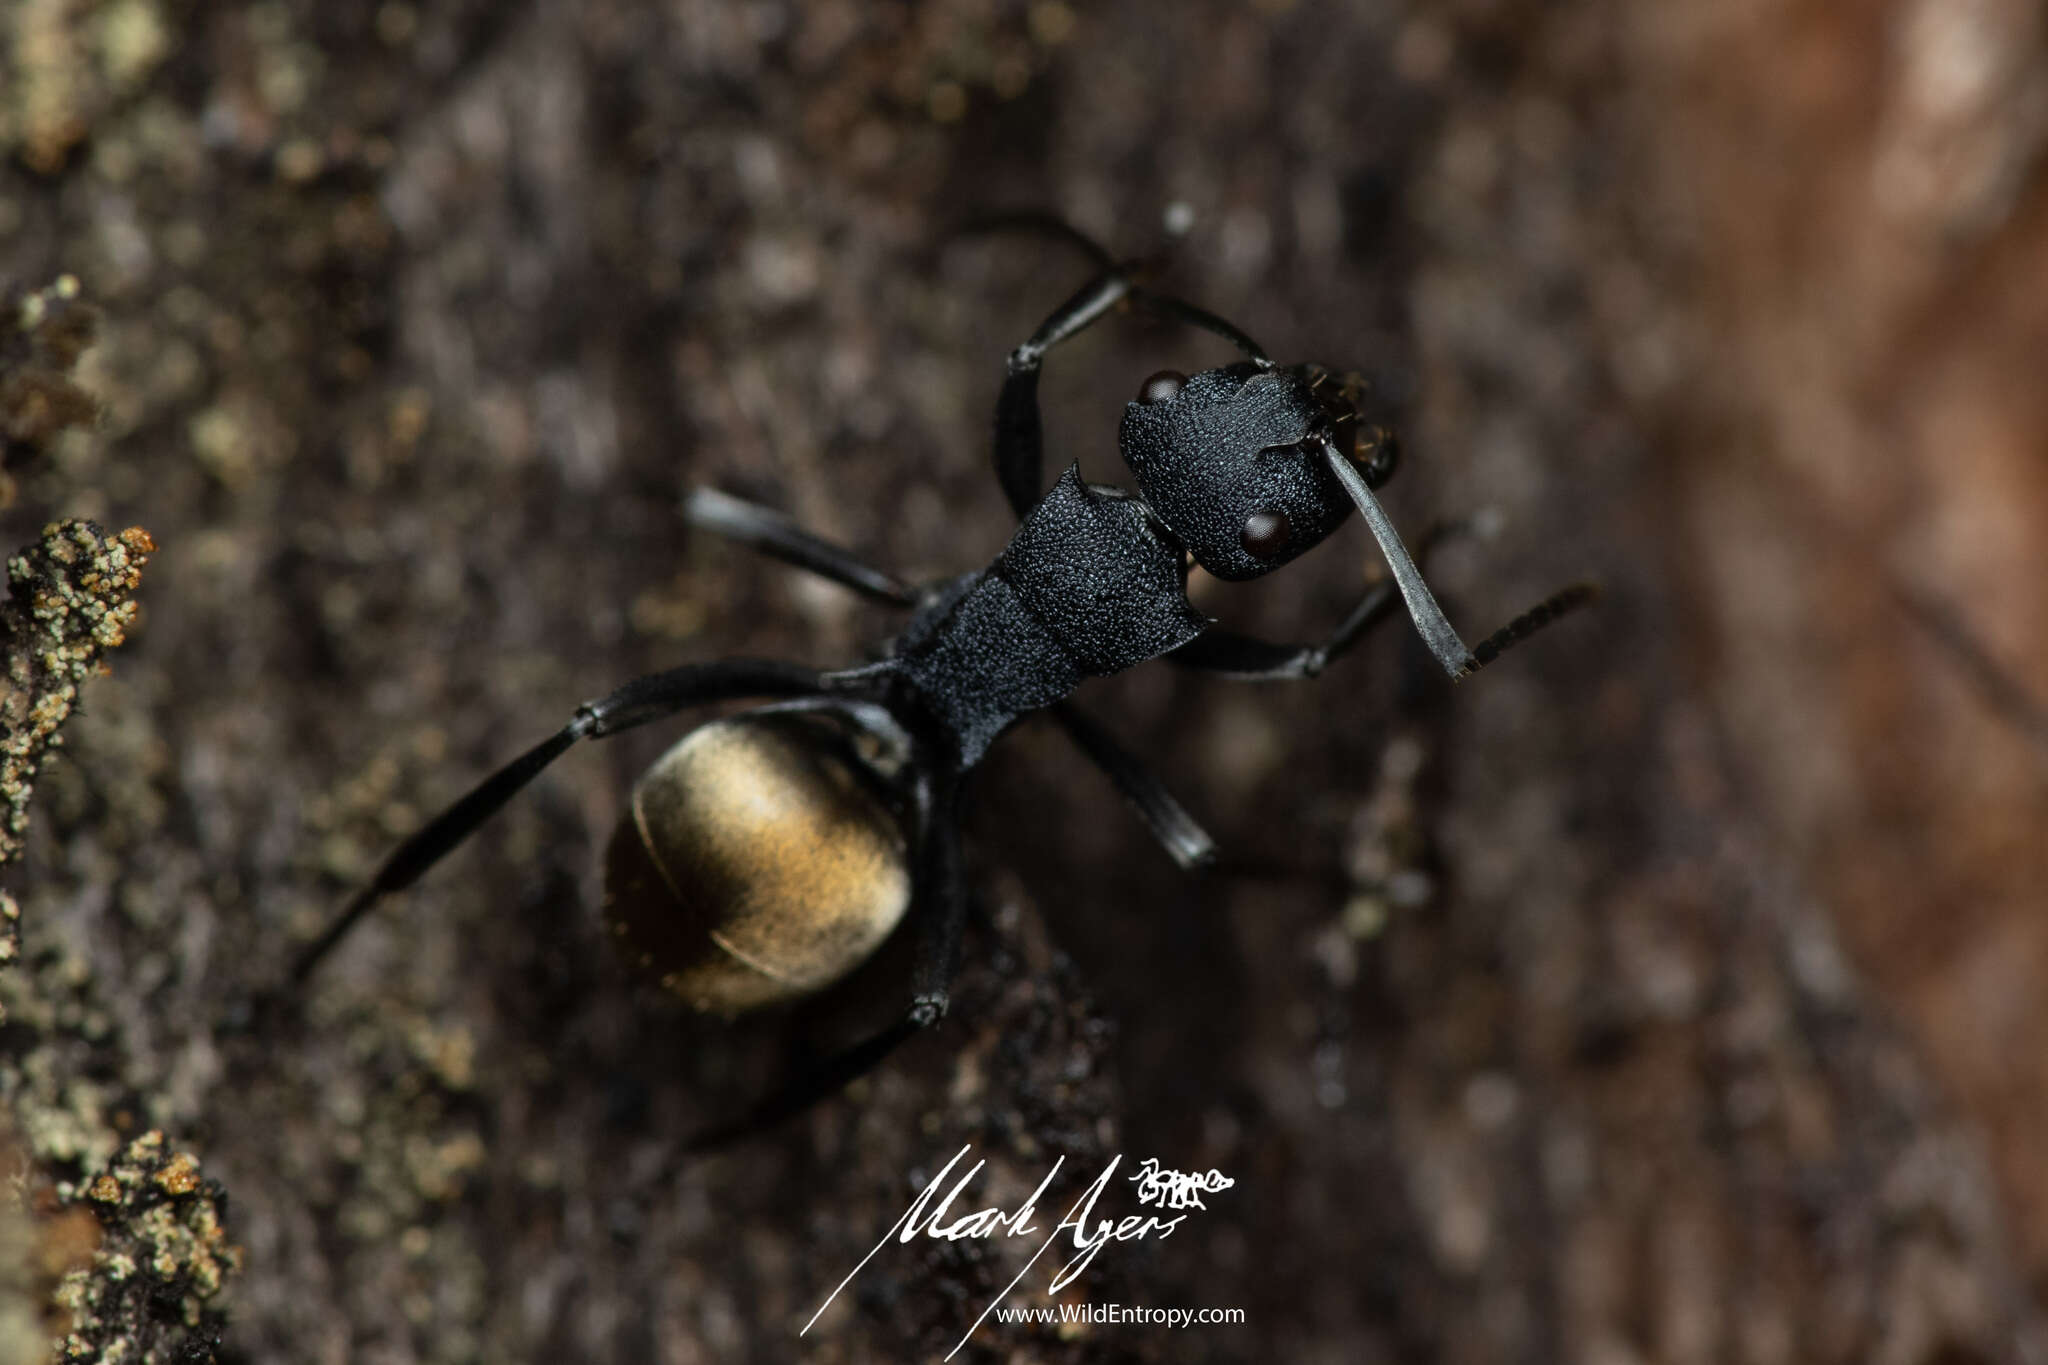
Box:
285 217 1593 1146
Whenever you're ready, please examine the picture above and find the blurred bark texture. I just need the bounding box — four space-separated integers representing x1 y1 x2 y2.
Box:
2 0 2046 1361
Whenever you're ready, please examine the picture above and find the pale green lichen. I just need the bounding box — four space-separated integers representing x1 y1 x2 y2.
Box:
50 1132 239 1363
0 523 152 865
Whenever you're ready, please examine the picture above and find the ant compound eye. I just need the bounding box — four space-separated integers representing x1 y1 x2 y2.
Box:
1137 370 1187 404
1240 508 1290 558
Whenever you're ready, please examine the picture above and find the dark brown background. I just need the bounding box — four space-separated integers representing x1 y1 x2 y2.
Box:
4 0 2047 1360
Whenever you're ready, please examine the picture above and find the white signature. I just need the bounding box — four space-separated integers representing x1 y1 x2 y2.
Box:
803 1144 1235 1358
1129 1155 1234 1210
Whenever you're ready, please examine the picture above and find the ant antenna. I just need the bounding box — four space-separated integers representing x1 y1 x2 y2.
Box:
954 213 1272 365
1322 442 1596 677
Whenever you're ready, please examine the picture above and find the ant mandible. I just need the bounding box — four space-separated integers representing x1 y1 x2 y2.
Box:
288 217 1593 1145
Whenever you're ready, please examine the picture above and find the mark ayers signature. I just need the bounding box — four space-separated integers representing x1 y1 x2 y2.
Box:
804 1144 1234 1357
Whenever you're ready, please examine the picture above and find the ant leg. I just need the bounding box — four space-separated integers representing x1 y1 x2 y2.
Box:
1175 578 1597 682
1126 288 1269 365
1049 701 1216 868
959 214 1270 364
1172 510 1596 682
685 770 966 1150
1169 579 1407 681
1169 522 1468 681
990 251 1271 520
684 488 918 608
288 659 827 986
995 269 1137 516
995 275 1274 516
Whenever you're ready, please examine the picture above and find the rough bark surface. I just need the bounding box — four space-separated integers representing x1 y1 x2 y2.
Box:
2 1 2045 1361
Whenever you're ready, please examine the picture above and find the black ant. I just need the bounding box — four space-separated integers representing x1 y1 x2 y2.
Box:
286 218 1593 1145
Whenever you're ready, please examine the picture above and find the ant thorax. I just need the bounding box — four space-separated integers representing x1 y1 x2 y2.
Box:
884 466 1206 768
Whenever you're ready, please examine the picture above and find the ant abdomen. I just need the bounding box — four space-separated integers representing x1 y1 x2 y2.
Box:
602 711 914 1015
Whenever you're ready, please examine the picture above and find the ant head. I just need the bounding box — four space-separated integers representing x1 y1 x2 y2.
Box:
1117 362 1399 582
